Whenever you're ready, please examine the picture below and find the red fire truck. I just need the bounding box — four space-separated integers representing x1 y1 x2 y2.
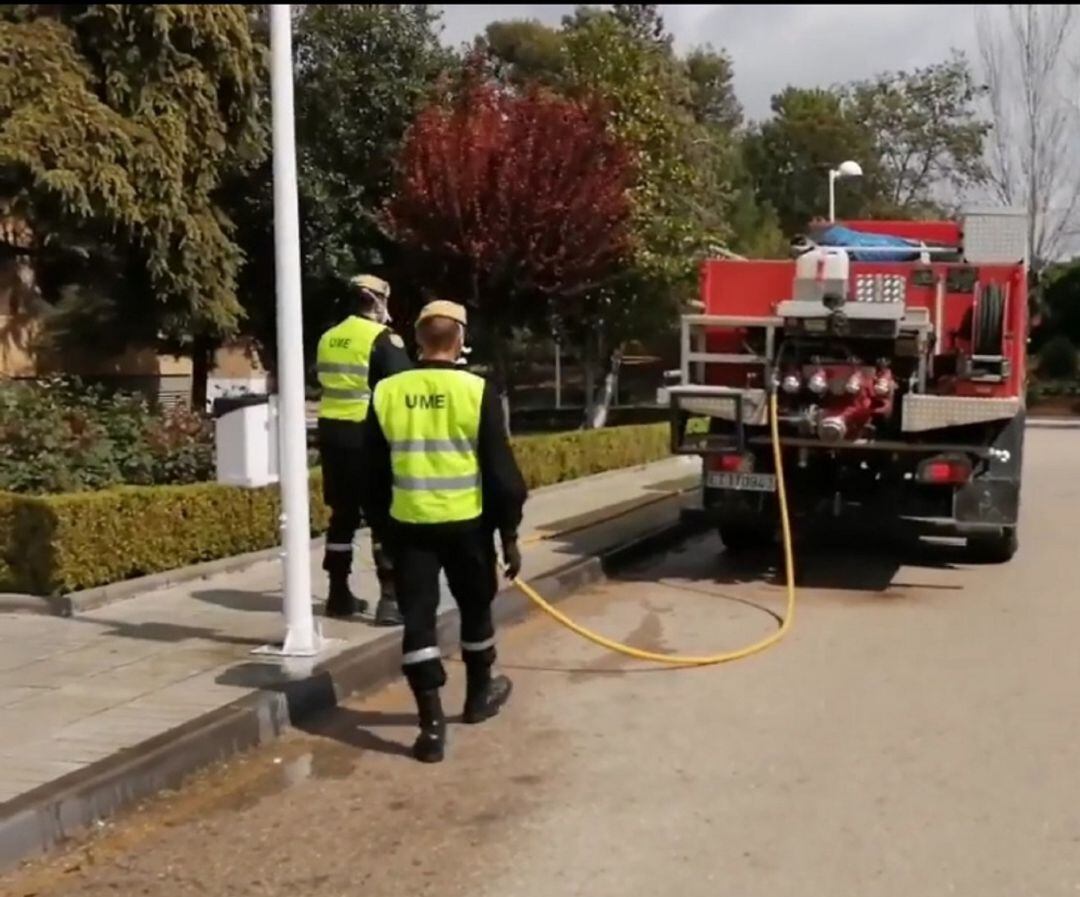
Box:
670 208 1028 562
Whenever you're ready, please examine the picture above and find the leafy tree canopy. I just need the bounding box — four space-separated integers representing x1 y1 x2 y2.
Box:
0 4 266 348
846 53 988 214
745 55 988 234
293 3 451 322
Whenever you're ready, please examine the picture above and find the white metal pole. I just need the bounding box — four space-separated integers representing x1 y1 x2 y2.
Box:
828 169 837 222
269 4 320 657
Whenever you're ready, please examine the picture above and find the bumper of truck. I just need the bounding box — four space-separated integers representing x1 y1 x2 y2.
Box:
695 483 1018 539
686 408 1025 537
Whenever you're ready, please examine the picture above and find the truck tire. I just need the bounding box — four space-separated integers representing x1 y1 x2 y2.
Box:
718 523 775 553
967 527 1018 564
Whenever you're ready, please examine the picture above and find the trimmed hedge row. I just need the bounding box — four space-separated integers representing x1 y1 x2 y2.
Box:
511 423 673 490
1 422 679 596
0 476 331 597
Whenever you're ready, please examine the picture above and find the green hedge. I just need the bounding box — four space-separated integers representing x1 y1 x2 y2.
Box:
511 423 673 490
0 423 678 596
0 475 330 596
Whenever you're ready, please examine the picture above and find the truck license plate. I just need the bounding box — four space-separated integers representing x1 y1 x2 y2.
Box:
706 472 777 492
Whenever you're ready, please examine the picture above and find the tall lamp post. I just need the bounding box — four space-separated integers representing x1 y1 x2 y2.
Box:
266 3 322 657
828 160 863 222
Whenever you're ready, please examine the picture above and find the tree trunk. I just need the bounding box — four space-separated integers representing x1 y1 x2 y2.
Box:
491 329 512 436
581 330 598 428
190 336 213 412
586 343 623 430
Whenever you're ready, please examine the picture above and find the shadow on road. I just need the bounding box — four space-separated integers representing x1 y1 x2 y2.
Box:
191 588 284 613
214 661 426 760
620 528 968 593
296 706 416 760
81 617 270 647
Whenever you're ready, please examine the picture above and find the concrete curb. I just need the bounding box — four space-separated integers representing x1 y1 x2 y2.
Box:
1026 417 1080 429
25 545 295 617
0 547 296 617
0 593 57 616
0 498 704 872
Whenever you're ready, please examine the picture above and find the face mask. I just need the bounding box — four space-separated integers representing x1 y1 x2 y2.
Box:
360 290 391 325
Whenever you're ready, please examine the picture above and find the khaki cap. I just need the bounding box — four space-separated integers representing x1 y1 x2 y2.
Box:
416 300 467 327
350 273 390 299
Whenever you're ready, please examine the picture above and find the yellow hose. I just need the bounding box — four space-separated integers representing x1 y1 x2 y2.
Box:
510 391 795 666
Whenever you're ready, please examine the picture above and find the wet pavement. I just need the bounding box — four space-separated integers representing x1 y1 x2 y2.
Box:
4 426 1080 897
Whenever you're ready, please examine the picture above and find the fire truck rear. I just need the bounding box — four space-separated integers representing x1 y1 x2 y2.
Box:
669 209 1028 562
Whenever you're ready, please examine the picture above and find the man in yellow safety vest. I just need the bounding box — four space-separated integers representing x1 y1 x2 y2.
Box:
316 274 411 624
363 301 527 762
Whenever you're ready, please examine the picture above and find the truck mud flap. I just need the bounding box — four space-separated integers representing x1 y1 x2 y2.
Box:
953 479 1020 526
952 411 1024 527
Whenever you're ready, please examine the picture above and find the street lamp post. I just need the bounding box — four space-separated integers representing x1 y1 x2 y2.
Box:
828 160 863 222
265 3 322 657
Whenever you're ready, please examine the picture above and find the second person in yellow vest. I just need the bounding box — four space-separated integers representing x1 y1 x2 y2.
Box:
315 274 411 624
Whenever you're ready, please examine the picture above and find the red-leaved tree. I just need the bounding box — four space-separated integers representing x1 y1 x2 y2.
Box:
386 80 635 402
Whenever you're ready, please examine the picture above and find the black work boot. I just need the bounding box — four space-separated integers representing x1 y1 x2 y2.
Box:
371 542 402 626
374 597 404 626
324 571 367 619
412 690 446 763
462 669 513 725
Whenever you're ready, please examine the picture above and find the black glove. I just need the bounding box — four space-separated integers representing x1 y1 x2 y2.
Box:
501 536 522 580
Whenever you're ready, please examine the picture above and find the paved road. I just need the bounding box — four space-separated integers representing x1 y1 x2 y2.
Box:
5 425 1080 897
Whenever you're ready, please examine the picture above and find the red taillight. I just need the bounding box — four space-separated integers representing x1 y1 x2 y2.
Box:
707 452 748 473
918 457 972 484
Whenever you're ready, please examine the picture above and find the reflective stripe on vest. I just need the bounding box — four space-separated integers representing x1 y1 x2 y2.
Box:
316 316 386 422
373 368 485 524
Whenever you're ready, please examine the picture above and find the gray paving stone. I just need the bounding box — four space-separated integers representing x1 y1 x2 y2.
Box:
13 739 116 766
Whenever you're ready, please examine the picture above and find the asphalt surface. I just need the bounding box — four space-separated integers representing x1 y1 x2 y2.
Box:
5 424 1080 897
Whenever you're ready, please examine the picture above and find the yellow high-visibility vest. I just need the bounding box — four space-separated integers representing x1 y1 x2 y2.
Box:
372 367 485 524
316 316 386 422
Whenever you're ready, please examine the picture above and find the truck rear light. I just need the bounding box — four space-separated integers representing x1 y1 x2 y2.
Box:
781 372 801 394
917 456 972 485
845 372 863 395
707 452 749 473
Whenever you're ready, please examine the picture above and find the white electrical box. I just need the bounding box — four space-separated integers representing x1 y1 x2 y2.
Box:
214 394 280 488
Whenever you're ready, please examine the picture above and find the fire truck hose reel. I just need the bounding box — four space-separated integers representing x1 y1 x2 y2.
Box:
510 391 796 667
974 284 1006 356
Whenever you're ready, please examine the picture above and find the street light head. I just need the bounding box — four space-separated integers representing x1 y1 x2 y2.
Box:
827 160 863 222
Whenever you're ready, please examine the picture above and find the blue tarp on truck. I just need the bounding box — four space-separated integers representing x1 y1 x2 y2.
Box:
817 225 921 263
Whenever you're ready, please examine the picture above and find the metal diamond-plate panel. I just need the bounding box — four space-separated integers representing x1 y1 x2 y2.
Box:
963 209 1027 264
902 394 1021 432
